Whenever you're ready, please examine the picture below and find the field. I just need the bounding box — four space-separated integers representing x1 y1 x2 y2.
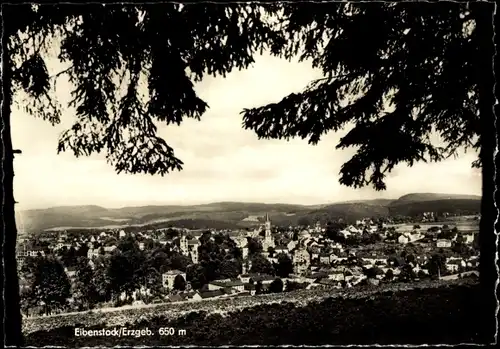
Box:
23 278 493 346
389 221 479 233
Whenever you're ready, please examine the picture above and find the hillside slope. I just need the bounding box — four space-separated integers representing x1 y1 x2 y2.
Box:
274 203 390 226
23 279 493 346
391 193 481 205
17 192 481 232
388 199 481 217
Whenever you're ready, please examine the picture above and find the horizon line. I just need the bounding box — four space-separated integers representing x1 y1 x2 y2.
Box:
17 192 482 211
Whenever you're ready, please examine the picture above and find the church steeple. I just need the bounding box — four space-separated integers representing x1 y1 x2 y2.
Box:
263 213 273 249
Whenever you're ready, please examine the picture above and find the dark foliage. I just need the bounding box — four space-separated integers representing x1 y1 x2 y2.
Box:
246 237 263 256
173 274 186 291
20 256 72 315
242 2 487 191
426 254 447 277
250 254 275 276
5 3 282 176
274 253 294 278
268 278 284 293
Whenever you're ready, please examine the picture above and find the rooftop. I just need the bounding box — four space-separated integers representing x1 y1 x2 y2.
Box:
250 274 275 282
198 289 225 299
318 278 340 286
168 294 183 302
209 280 244 287
163 269 185 275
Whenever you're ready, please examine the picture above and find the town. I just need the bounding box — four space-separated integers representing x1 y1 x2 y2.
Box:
16 212 480 317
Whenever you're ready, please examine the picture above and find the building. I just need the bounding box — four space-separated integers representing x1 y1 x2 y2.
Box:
262 213 275 251
103 245 117 253
242 259 252 275
274 245 288 255
87 248 100 259
207 279 232 290
249 274 276 285
446 260 460 273
180 235 189 255
64 266 77 280
234 236 248 248
242 245 249 260
422 212 435 221
287 240 298 251
327 269 345 281
187 238 200 264
436 239 452 248
244 283 256 295
162 270 187 290
330 252 348 263
347 225 361 234
179 236 200 264
397 234 410 244
338 229 351 239
208 279 245 292
293 245 311 275
463 233 475 244
16 243 45 259
193 289 225 301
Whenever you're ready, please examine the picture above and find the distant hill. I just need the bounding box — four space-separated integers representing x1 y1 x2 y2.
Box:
335 198 395 206
391 193 481 206
17 192 481 233
386 193 481 217
16 205 127 232
272 203 391 226
388 199 481 217
16 203 311 233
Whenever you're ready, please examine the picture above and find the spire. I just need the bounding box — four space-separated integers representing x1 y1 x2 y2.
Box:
266 213 270 222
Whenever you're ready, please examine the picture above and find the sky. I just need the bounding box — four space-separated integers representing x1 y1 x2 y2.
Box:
11 53 482 210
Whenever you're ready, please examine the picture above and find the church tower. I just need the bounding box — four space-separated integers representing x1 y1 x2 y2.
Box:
263 213 275 249
180 235 188 255
265 213 271 236
315 221 321 233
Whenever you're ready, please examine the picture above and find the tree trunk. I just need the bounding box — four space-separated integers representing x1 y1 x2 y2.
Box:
472 1 497 344
1 27 24 346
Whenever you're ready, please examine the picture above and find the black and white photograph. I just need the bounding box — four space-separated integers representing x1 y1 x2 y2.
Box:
1 1 497 347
